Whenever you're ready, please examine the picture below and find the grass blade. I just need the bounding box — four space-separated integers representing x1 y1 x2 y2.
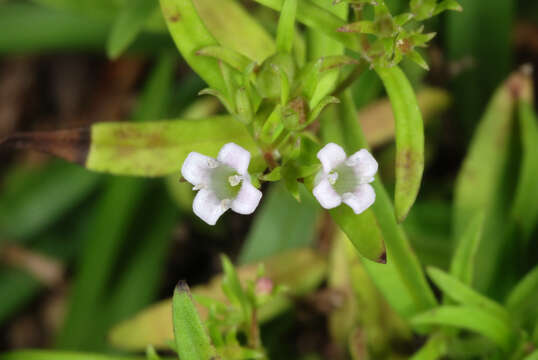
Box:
0 350 149 360
505 265 538 331
375 66 424 223
276 0 297 53
411 306 516 352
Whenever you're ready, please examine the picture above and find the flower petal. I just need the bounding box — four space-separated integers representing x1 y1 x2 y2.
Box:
342 184 375 214
313 178 342 209
347 149 378 183
193 189 228 225
181 152 216 186
317 143 347 173
231 181 262 214
217 142 251 174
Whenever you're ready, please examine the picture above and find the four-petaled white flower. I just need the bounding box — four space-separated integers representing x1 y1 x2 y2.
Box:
181 143 262 225
313 143 378 214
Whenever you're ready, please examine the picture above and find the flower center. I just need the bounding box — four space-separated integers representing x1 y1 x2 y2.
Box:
210 164 242 201
330 164 359 195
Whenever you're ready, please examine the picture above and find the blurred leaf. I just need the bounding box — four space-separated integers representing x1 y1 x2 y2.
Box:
109 248 327 350
449 212 485 285
0 161 100 242
107 0 158 59
239 184 319 264
427 267 510 321
253 0 356 50
411 306 516 352
275 0 297 53
505 265 538 332
375 66 424 223
511 99 538 245
524 350 538 360
172 281 217 360
453 69 532 293
31 0 121 21
0 350 150 360
0 268 41 326
194 0 275 63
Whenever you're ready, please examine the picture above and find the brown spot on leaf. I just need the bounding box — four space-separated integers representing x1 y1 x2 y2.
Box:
377 251 387 264
169 13 181 22
1 128 90 165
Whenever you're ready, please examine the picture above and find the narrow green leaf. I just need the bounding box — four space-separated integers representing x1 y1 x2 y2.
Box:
160 0 225 93
0 350 149 360
375 66 425 223
276 0 297 53
194 0 275 63
196 45 251 72
427 267 510 322
411 306 516 352
220 255 248 311
511 99 538 244
453 70 531 292
172 281 217 360
505 265 538 330
450 212 485 285
253 0 357 51
86 116 258 177
107 0 157 59
434 0 463 15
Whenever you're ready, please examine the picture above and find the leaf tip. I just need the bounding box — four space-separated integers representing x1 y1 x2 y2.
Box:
176 280 191 294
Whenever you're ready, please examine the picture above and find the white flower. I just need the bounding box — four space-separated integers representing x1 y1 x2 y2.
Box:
313 143 377 214
181 143 262 225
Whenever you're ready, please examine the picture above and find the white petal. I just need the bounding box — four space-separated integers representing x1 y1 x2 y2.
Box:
217 143 251 174
317 143 347 173
342 184 375 214
193 189 228 225
231 181 262 215
181 152 216 186
313 178 342 209
347 149 378 182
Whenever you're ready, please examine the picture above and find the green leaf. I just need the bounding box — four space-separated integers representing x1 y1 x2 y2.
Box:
0 351 149 360
449 212 485 285
194 0 275 63
505 265 538 331
453 70 530 292
253 0 357 51
427 267 510 322
434 0 463 16
160 0 225 93
172 281 217 360
411 306 516 352
86 116 258 177
375 66 425 223
523 350 538 360
220 255 248 312
107 0 157 59
196 45 252 72
511 99 538 244
276 0 297 53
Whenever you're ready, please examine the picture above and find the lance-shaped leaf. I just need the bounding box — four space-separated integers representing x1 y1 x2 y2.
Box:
411 306 517 352
276 0 297 54
252 0 357 51
160 0 225 93
172 281 217 360
453 68 532 292
427 267 510 322
375 66 425 223
1 116 258 177
505 265 538 331
511 97 538 245
107 0 158 59
196 45 251 72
